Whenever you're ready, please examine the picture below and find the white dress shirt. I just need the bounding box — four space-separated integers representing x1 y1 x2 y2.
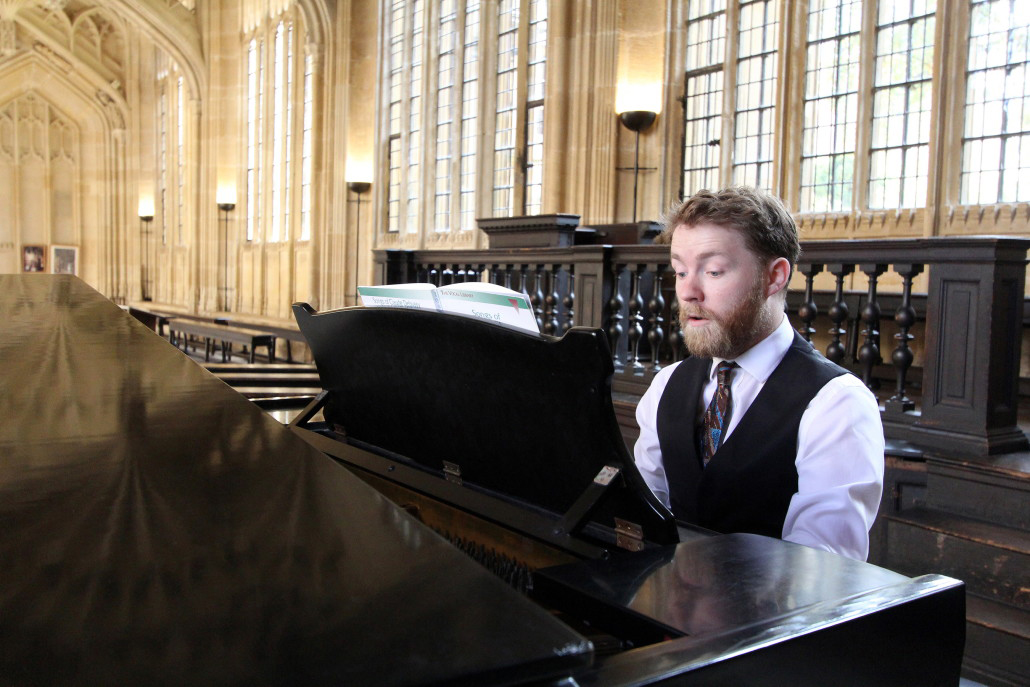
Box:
633 315 885 561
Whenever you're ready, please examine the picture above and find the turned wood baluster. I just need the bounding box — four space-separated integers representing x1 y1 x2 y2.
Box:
886 263 924 413
797 263 823 342
646 264 667 372
668 298 684 361
825 264 855 364
627 265 646 372
532 265 546 330
858 264 887 389
543 266 560 335
608 263 626 371
562 264 576 333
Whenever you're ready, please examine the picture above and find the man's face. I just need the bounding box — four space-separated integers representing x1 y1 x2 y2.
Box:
669 223 777 359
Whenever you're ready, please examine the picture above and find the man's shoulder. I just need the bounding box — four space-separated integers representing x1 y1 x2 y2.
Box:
642 356 708 401
813 371 880 407
787 334 851 379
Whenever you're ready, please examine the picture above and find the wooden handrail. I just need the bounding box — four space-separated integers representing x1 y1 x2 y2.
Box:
374 235 1030 456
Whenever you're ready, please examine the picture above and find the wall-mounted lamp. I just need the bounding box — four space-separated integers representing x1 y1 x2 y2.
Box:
217 200 236 312
617 110 658 223
139 212 154 302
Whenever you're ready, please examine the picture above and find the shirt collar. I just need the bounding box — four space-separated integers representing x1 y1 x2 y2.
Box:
711 314 793 383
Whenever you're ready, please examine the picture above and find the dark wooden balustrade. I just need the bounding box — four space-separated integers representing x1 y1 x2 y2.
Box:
375 236 1030 457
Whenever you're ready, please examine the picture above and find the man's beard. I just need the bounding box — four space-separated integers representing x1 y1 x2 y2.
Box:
679 278 769 359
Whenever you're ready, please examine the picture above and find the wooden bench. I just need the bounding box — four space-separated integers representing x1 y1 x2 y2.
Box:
221 320 308 362
168 319 277 363
131 307 227 338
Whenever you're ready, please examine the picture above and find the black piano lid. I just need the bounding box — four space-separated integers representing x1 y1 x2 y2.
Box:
292 303 677 550
0 275 593 686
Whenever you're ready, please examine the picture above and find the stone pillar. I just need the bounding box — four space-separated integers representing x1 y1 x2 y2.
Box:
544 0 619 225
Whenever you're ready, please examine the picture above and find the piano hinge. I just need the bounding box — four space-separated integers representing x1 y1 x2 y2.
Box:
443 460 463 486
593 465 620 486
614 518 644 552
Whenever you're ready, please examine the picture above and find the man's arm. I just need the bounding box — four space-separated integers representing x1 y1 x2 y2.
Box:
783 374 885 560
632 364 679 509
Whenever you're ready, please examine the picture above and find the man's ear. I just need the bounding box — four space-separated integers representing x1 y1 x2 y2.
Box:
765 257 791 298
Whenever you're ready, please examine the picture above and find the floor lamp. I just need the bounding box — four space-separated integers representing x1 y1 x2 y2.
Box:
139 213 153 301
348 181 371 301
618 110 657 223
218 201 235 312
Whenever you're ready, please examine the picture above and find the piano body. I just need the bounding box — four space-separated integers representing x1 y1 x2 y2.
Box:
0 275 965 686
290 301 967 686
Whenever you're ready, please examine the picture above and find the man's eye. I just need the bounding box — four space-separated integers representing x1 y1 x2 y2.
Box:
708 270 723 277
675 271 687 278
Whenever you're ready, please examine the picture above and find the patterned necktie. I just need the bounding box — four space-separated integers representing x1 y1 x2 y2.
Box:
700 361 737 467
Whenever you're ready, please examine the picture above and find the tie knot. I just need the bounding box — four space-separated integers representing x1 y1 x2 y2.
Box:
716 361 737 385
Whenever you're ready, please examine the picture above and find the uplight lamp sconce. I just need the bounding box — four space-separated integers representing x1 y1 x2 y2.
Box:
614 82 663 119
346 156 374 187
138 196 155 221
216 185 237 212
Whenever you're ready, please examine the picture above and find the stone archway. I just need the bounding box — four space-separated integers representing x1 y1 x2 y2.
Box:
0 53 119 294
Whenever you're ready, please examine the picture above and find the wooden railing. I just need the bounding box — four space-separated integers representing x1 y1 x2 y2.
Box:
375 236 1030 457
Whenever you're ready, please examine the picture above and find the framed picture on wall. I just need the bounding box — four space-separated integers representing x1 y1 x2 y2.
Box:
51 245 78 276
22 245 45 272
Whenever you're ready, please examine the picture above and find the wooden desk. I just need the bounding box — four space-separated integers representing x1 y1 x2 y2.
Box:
168 318 276 363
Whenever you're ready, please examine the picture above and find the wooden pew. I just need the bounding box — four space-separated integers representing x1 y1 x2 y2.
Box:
130 306 226 337
221 319 308 362
168 318 276 363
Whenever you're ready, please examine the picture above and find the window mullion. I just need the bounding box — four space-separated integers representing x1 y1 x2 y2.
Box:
417 0 435 238
927 0 962 214
721 0 740 184
398 1 414 235
449 0 467 231
514 0 530 215
778 0 807 207
852 0 877 212
261 29 274 244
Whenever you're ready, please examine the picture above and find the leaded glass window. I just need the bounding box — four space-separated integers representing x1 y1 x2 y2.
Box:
962 0 1030 204
800 0 862 213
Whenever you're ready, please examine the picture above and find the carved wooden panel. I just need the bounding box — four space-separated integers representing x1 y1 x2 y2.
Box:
934 279 977 410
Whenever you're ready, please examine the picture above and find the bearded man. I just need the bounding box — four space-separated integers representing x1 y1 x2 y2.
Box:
633 186 884 561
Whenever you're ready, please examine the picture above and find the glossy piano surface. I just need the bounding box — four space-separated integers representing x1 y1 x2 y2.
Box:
291 300 968 686
0 276 592 686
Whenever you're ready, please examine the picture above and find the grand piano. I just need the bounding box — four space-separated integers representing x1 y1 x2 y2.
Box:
0 275 965 685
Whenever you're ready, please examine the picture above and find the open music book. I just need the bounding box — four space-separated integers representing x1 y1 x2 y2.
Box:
357 282 540 334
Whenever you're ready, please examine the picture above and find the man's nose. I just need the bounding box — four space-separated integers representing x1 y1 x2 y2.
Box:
677 274 702 302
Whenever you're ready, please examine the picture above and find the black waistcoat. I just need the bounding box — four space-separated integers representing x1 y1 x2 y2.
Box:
657 331 848 537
